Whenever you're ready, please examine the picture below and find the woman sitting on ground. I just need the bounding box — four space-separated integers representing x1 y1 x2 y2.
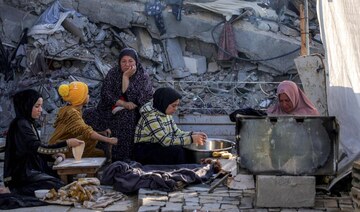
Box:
133 87 207 165
3 89 84 196
267 80 320 116
48 81 118 158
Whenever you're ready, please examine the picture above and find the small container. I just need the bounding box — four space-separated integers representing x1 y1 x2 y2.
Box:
34 189 49 199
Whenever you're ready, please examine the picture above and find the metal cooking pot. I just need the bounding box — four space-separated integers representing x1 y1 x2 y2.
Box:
183 138 235 163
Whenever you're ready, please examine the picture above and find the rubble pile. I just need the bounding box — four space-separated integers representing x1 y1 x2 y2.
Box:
0 0 323 136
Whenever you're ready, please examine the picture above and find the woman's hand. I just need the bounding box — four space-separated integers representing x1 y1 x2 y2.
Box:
123 65 137 78
107 137 118 145
99 129 111 137
191 133 206 145
193 132 208 139
123 101 138 110
66 138 85 147
53 153 65 165
53 152 65 159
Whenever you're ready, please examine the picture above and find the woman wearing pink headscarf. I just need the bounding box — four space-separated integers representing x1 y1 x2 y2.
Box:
267 80 320 116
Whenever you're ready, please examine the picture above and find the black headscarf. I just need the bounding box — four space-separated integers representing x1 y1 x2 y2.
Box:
12 89 41 122
153 87 182 114
118 47 139 65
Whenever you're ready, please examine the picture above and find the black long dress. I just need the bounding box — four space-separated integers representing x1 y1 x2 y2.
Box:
4 117 69 196
3 89 69 196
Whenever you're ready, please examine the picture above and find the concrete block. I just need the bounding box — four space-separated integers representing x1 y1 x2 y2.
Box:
138 205 161 212
207 61 219 73
228 174 255 190
184 55 207 74
164 38 186 70
255 175 315 208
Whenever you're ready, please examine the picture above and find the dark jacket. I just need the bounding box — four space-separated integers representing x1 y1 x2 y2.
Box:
4 117 68 194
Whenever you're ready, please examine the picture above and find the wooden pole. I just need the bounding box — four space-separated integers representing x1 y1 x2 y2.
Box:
305 0 310 54
299 4 307 56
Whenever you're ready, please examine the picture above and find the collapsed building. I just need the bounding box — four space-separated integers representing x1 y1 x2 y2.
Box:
0 0 322 138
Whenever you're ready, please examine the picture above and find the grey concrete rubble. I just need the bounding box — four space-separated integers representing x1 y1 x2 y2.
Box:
0 0 324 136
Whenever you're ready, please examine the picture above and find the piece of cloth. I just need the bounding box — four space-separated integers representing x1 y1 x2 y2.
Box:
171 4 182 21
83 58 153 161
43 178 125 209
167 0 183 21
153 87 182 114
145 0 166 35
4 89 67 196
58 81 88 106
134 101 192 146
229 107 267 122
267 80 320 116
217 21 237 60
0 193 49 209
101 161 214 194
48 105 104 157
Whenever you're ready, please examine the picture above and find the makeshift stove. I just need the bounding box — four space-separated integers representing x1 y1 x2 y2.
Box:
235 116 339 175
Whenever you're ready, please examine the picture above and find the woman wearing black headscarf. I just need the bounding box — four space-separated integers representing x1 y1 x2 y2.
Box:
83 47 153 161
133 87 207 165
3 89 84 196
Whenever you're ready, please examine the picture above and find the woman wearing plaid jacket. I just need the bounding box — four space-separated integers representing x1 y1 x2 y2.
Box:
133 87 207 165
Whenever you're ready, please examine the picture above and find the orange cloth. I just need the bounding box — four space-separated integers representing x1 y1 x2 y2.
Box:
58 81 88 106
48 105 104 157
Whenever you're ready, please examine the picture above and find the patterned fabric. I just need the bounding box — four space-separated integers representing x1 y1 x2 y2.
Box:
38 145 68 154
134 102 192 146
217 21 237 60
84 65 153 161
145 0 166 35
48 105 103 157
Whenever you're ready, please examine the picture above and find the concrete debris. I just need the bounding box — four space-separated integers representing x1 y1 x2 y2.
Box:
0 0 323 136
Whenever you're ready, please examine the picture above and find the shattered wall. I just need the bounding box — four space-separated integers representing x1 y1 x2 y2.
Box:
0 0 323 138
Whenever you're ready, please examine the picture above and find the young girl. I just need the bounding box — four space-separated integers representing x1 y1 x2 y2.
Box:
3 89 84 196
49 81 118 157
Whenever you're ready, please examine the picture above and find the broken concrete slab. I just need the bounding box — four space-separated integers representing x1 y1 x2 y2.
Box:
184 54 206 75
294 55 328 116
133 28 156 61
255 175 315 208
66 0 323 73
164 38 186 71
0 4 38 43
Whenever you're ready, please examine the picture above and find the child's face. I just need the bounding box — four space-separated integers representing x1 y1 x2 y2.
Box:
165 99 180 115
32 97 43 119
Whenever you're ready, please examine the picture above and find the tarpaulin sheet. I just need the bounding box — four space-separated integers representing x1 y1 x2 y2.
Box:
317 0 360 180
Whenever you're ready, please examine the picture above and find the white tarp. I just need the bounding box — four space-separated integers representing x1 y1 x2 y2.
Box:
317 0 360 179
186 0 277 21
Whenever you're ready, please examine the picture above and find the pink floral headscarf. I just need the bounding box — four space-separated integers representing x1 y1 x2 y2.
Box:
267 80 320 116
